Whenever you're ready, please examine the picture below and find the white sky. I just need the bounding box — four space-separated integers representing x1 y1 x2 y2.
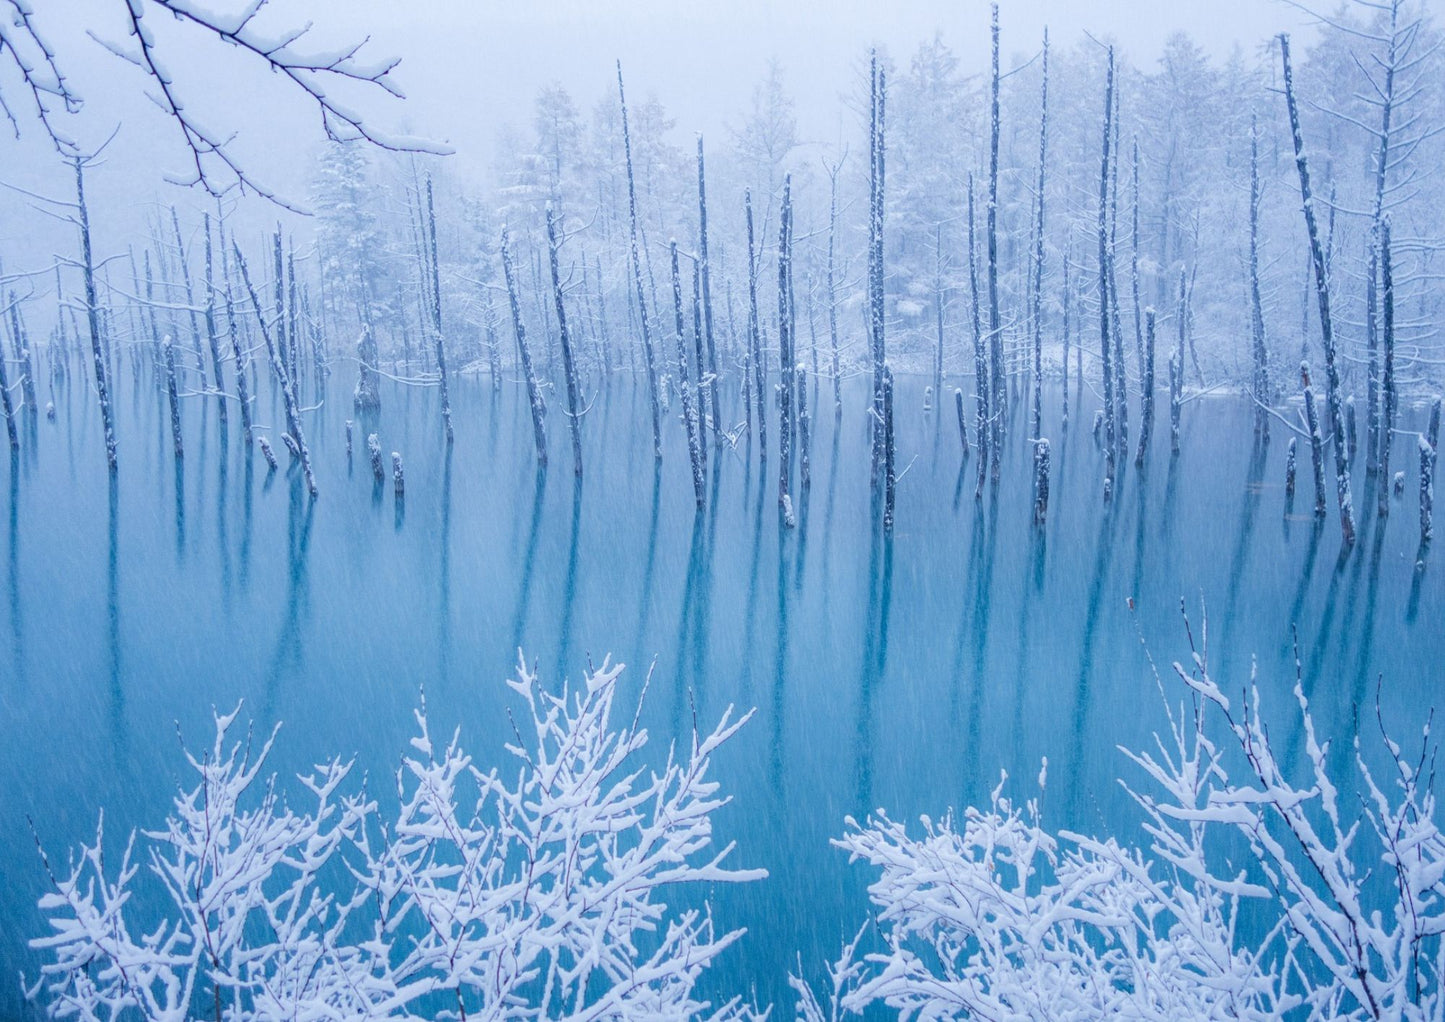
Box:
0 0 1321 263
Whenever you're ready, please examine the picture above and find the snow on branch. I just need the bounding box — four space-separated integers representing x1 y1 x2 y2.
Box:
28 654 764 1022
798 612 1445 1021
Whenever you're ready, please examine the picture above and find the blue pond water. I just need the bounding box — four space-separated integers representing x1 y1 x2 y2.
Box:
0 369 1439 1016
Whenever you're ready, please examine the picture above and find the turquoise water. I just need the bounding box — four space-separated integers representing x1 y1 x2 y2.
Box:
1 368 1439 1016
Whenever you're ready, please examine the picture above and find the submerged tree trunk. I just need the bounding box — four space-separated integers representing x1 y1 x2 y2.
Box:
1281 33 1355 546
1247 115 1269 443
1030 29 1049 445
1302 361 1327 519
1378 217 1396 519
1097 46 1118 501
502 228 547 468
778 175 796 515
235 242 317 496
986 3 1004 455
618 62 662 461
696 135 722 442
164 334 183 459
75 159 116 470
546 204 584 478
671 242 704 508
968 174 990 499
1135 309 1156 467
746 190 767 463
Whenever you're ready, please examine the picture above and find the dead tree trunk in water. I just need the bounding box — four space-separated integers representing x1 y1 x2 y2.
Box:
778 175 796 515
1302 361 1327 519
1030 28 1049 445
1281 33 1355 546
696 135 721 442
1097 46 1118 502
75 159 116 470
1135 308 1156 468
868 53 888 482
164 334 183 459
883 365 896 532
745 190 767 462
545 203 584 478
968 174 990 499
826 156 843 418
502 228 547 468
1378 216 1396 518
235 243 317 496
202 213 227 426
425 178 454 444
671 242 704 509
986 3 1004 455
618 62 662 461
1248 115 1269 443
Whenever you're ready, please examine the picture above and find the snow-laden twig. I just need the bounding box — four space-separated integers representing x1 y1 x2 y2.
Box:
30 656 766 1022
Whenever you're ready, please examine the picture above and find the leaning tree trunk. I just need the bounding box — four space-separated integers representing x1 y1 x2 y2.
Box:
1281 33 1355 546
235 243 317 496
502 228 547 468
226 287 253 445
545 203 584 478
618 63 662 461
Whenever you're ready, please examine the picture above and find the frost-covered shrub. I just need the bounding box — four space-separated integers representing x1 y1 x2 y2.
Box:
28 655 765 1022
803 614 1445 1021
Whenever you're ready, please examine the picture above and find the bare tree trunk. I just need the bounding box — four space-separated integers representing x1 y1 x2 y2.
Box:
1135 308 1156 467
697 135 722 442
778 175 795 515
987 3 1004 457
671 242 704 508
202 213 227 426
1034 439 1050 524
1281 33 1355 546
1097 46 1117 501
883 365 895 532
235 243 317 496
502 228 547 468
164 333 183 459
618 62 662 460
746 191 767 463
826 159 843 419
1030 29 1049 445
1302 362 1327 519
1248 115 1269 443
75 158 116 470
226 287 252 445
969 174 989 500
1378 217 1396 518
425 178 454 444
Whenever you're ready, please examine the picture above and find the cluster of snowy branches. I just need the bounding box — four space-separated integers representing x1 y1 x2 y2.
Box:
26 655 765 1022
797 612 1445 1021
